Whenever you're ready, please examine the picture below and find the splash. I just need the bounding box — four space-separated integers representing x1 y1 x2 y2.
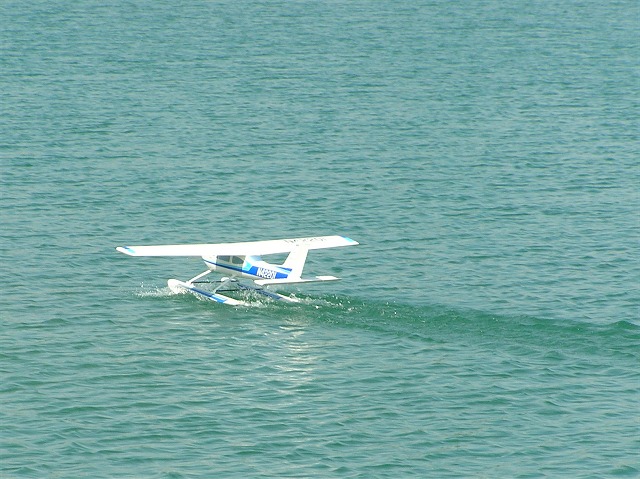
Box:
134 282 279 308
134 283 176 298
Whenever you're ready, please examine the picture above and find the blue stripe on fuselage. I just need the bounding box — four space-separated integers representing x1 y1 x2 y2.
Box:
203 259 291 279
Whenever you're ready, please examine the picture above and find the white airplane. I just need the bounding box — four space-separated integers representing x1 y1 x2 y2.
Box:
116 235 359 306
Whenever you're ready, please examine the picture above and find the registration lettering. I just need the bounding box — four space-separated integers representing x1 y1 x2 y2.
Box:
257 267 277 279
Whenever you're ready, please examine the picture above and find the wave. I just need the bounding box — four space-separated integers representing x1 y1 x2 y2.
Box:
131 284 639 360
273 294 639 360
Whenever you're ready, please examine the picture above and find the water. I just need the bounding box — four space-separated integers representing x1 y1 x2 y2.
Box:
1 0 638 477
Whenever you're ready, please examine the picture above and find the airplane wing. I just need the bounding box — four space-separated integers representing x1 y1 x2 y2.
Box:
116 235 358 257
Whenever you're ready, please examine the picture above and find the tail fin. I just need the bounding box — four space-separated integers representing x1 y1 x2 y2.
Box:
282 247 308 279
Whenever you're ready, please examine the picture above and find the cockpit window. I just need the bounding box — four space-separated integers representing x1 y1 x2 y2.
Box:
218 255 244 266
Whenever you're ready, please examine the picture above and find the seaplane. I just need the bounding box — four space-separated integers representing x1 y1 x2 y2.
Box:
116 235 359 306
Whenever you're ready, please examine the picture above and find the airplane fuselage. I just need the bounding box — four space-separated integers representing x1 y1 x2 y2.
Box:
202 255 292 281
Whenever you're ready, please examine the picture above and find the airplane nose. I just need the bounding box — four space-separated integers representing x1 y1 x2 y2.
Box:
204 255 217 271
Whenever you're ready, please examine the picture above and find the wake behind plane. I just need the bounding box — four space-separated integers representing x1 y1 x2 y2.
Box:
116 235 359 305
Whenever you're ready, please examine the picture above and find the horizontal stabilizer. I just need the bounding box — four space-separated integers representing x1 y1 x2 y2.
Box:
254 275 340 286
116 236 358 257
